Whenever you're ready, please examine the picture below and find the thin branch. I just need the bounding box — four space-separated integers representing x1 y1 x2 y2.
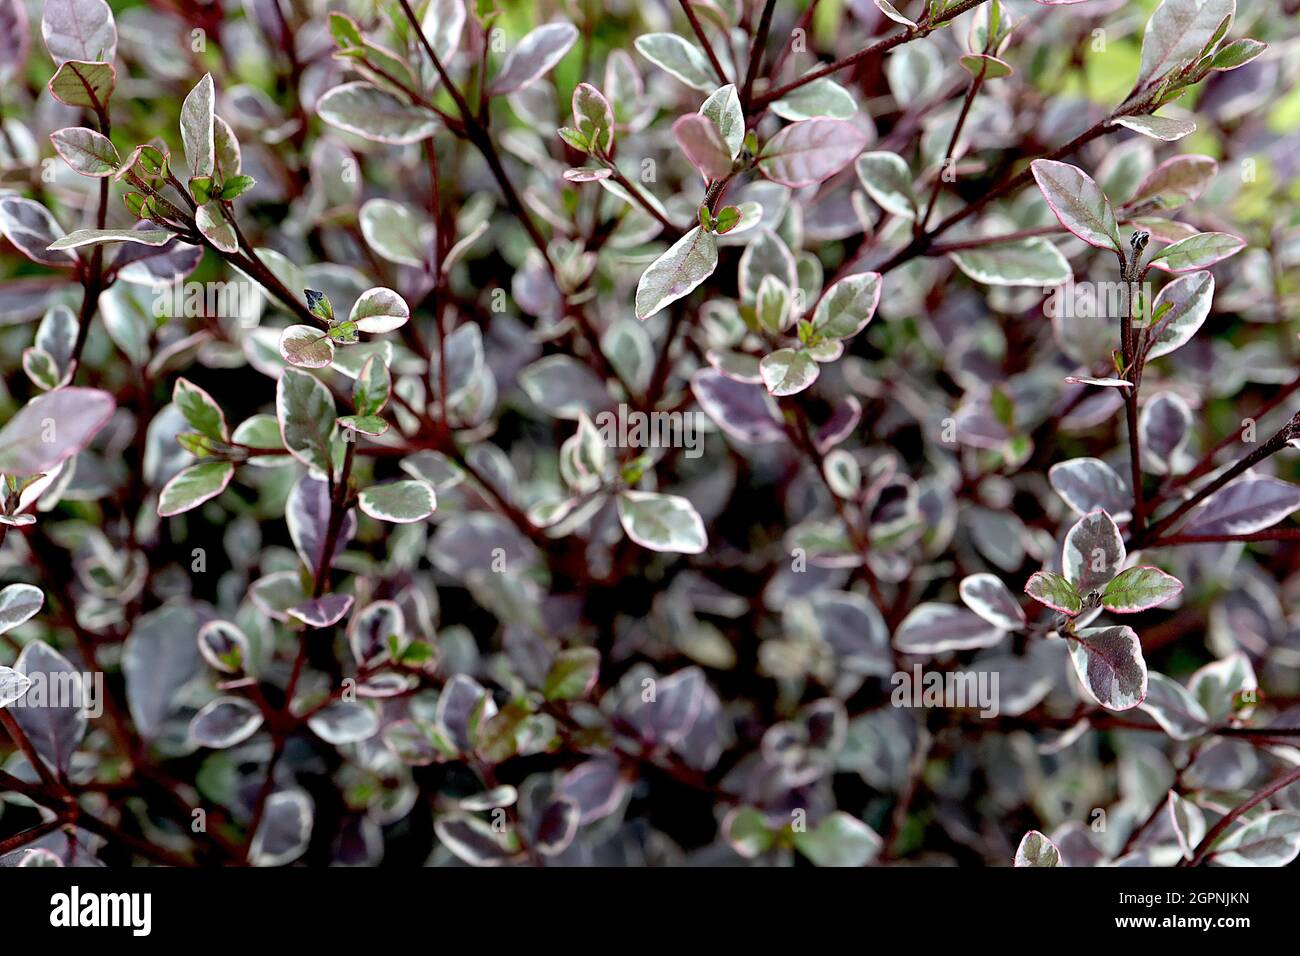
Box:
754 0 990 108
740 0 778 112
679 0 729 86
1181 764 1300 866
1136 411 1300 547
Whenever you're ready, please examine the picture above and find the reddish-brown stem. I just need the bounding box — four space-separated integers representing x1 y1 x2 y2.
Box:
1181 764 1300 866
754 0 990 108
679 0 730 86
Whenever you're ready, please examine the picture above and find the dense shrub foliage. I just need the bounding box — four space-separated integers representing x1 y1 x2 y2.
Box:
0 0 1297 868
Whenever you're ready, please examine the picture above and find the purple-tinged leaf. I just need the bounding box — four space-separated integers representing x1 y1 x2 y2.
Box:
434 812 522 866
1030 159 1122 253
123 603 202 740
279 325 335 368
0 196 77 267
673 113 732 182
1140 673 1211 741
0 387 115 474
50 126 119 176
557 758 629 825
758 119 867 189
10 641 86 773
1213 812 1300 867
48 59 115 109
348 600 404 667
317 82 439 144
1181 476 1300 536
189 697 263 748
1139 391 1192 474
1049 457 1131 519
197 620 250 674
249 790 313 866
1069 625 1148 711
1062 509 1126 594
1137 0 1234 87
571 82 614 154
1146 270 1213 359
286 474 356 573
41 0 116 65
179 72 215 179
893 603 1006 655
690 369 785 444
959 573 1027 630
490 22 578 94
1126 154 1217 211
0 0 31 83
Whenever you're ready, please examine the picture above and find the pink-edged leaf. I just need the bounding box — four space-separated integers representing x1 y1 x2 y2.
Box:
489 21 579 94
1062 509 1126 594
1147 270 1213 359
959 573 1027 630
1182 476 1300 536
1126 154 1217 211
0 387 115 474
1069 625 1148 711
1030 159 1122 253
1024 571 1083 616
0 196 77 267
157 461 234 517
1101 566 1183 613
1148 231 1245 273
757 119 867 189
673 113 732 182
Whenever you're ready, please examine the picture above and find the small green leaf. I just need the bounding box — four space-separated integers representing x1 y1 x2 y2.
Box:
220 174 256 199
173 377 229 442
543 647 600 701
336 414 389 436
1024 570 1082 615
353 354 391 417
158 461 234 517
1101 566 1183 613
305 288 335 323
